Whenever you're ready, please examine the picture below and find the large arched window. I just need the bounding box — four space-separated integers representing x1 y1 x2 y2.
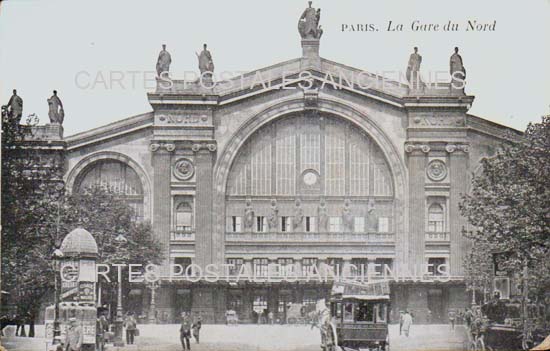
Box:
427 203 445 232
74 160 144 221
226 115 393 197
225 114 395 235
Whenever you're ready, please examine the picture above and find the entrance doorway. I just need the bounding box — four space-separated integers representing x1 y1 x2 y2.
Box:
427 288 445 323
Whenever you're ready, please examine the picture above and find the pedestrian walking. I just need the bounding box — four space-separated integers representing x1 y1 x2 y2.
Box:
65 318 83 351
192 315 202 344
464 308 474 329
268 311 274 325
124 313 137 345
398 311 404 335
180 312 192 351
402 311 413 337
448 309 456 330
96 311 109 351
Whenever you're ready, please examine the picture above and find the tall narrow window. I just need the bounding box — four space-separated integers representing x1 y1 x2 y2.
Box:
256 216 267 232
428 203 445 232
354 217 365 233
253 258 269 277
226 258 244 276
175 202 193 232
305 216 316 232
229 216 242 232
280 216 292 232
329 217 341 232
302 258 318 276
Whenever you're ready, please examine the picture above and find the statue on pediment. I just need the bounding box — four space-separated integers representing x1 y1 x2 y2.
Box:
156 44 172 77
47 90 64 125
298 2 323 39
268 199 278 230
244 198 254 231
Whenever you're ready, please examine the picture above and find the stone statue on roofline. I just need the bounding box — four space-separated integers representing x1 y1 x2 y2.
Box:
450 47 466 89
196 43 214 78
406 47 422 87
298 1 323 39
48 90 64 125
156 44 172 77
3 89 23 124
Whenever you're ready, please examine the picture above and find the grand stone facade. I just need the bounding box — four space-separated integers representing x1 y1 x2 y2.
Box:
34 20 523 324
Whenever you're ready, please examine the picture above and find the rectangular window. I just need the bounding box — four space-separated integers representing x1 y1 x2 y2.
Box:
305 216 316 232
280 216 292 232
428 257 447 276
253 258 269 277
374 258 393 277
329 217 341 232
174 257 192 274
378 217 389 233
354 217 365 233
228 216 242 233
302 258 318 276
278 258 294 276
351 258 369 277
326 258 343 276
256 216 267 232
343 302 354 322
226 258 244 276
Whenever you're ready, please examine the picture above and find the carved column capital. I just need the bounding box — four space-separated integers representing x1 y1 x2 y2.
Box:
446 143 469 154
150 142 176 152
192 142 217 153
404 142 431 154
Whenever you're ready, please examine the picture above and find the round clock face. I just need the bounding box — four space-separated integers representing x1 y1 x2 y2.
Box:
302 170 319 186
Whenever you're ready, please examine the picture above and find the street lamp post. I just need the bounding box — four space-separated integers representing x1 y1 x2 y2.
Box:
148 281 160 324
51 248 64 345
113 233 128 347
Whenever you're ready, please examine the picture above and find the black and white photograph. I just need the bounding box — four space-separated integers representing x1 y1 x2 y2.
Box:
0 1 549 350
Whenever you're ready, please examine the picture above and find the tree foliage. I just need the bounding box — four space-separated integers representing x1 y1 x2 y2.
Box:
460 115 550 299
2 106 163 320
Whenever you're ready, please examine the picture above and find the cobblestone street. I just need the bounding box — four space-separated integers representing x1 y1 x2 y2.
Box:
1 324 468 351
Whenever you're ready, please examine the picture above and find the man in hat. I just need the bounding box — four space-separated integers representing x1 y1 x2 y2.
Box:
65 318 83 351
180 312 192 350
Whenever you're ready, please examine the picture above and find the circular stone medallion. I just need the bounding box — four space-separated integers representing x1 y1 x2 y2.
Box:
427 159 447 182
173 158 195 180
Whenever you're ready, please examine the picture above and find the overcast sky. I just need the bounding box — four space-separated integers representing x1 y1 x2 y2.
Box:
1 0 548 136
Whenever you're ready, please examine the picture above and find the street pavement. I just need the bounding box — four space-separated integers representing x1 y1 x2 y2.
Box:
1 323 468 351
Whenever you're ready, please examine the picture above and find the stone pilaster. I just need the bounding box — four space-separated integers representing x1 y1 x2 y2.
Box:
405 143 429 270
150 143 175 266
193 143 215 268
448 144 469 276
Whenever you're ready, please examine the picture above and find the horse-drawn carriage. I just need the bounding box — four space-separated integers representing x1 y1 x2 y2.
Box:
321 280 391 351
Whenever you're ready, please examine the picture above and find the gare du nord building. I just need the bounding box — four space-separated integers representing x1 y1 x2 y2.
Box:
38 19 522 324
